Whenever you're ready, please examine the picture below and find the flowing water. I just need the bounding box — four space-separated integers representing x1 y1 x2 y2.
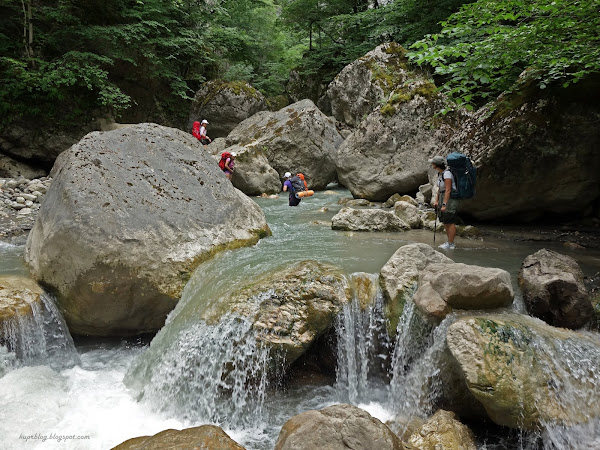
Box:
2 189 600 449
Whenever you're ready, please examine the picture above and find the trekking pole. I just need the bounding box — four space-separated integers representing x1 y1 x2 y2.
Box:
433 205 438 245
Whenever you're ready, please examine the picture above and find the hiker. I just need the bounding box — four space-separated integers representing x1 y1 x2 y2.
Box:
220 151 236 180
195 119 211 145
282 172 302 207
430 155 458 249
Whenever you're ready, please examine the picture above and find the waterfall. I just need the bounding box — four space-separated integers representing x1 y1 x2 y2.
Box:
0 291 79 374
335 273 391 404
128 313 271 430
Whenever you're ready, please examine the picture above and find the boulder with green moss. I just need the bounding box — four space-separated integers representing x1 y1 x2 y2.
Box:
447 314 600 430
226 100 342 189
335 44 469 201
188 80 267 138
379 243 453 336
25 124 270 336
442 72 600 221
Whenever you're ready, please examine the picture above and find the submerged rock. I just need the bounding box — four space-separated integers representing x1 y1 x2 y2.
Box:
446 314 600 430
331 207 409 232
379 243 453 336
25 124 270 336
407 409 476 450
113 425 245 450
518 249 592 329
226 99 342 190
188 80 267 139
274 404 404 450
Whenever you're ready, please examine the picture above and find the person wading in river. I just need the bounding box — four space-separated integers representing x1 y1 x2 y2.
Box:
430 155 458 250
282 172 302 207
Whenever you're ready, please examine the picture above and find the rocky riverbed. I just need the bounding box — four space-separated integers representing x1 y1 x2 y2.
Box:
0 176 51 243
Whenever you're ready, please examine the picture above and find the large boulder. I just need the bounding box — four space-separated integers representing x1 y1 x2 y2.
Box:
393 201 422 229
286 70 328 106
406 410 476 450
379 244 453 336
518 249 593 329
331 207 409 232
227 144 282 195
442 74 600 221
419 263 514 310
274 404 404 450
446 314 600 430
226 100 343 190
336 45 468 201
113 425 245 450
188 80 267 139
25 124 270 336
324 43 408 127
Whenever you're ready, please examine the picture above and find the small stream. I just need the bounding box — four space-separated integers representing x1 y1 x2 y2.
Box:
1 188 600 449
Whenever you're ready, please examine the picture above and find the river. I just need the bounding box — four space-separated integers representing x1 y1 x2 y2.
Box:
1 187 600 449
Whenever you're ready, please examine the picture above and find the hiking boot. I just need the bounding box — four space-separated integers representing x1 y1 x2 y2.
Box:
438 242 456 250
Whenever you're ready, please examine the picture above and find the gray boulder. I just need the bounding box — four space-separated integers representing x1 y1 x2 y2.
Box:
188 81 267 139
394 201 422 229
447 314 600 430
275 404 404 450
407 410 477 450
227 145 281 195
324 42 409 127
379 243 453 336
336 52 468 201
518 249 593 329
286 70 327 107
331 207 409 232
25 123 270 336
442 73 600 221
226 100 342 190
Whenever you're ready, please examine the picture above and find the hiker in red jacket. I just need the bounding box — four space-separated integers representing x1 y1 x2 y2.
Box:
192 119 211 145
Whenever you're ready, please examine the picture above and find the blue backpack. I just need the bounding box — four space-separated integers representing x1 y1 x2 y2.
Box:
446 152 476 199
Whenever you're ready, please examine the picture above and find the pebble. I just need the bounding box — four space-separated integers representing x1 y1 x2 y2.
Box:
17 208 32 215
24 200 33 207
21 193 37 202
15 197 25 204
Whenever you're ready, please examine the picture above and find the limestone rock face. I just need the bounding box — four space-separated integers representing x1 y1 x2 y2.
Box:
202 261 350 369
331 207 409 232
227 144 282 195
188 81 267 138
25 124 270 336
518 249 592 329
226 100 342 190
442 77 600 221
420 263 514 310
446 314 600 429
286 70 327 106
407 410 477 450
274 404 404 450
324 43 408 127
379 243 453 335
113 425 245 450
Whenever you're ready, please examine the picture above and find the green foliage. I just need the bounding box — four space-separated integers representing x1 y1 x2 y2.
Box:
409 0 600 109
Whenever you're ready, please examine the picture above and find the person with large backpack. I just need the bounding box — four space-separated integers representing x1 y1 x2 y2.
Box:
282 172 305 206
219 151 236 180
429 155 466 249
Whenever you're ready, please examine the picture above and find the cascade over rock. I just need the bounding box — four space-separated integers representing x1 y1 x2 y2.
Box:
446 314 600 430
25 123 270 336
518 248 593 329
0 275 43 323
113 425 245 450
331 207 410 232
379 243 453 336
188 80 267 139
441 75 600 221
201 260 350 370
274 404 404 450
335 44 468 201
226 99 342 190
407 410 477 450
225 144 282 195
